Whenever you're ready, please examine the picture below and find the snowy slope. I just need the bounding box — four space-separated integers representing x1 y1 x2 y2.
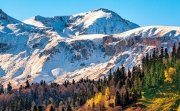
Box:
23 8 139 36
54 26 180 84
0 9 180 87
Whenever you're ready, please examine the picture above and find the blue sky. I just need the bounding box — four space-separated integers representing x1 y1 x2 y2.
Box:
0 0 179 26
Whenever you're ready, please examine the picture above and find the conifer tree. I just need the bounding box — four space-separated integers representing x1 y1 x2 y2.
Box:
0 85 4 94
33 105 38 111
108 69 112 83
115 91 121 106
177 42 180 59
171 43 177 65
43 80 46 86
145 53 149 65
165 48 169 59
114 68 121 86
125 89 129 105
67 104 72 111
160 47 164 59
7 82 12 93
103 76 106 85
38 106 43 111
72 79 75 85
49 105 55 111
61 107 65 111
119 65 126 85
128 69 131 78
25 80 30 89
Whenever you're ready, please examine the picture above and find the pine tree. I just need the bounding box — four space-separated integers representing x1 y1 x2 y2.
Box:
139 71 144 81
145 52 149 65
127 78 132 89
0 84 4 94
67 104 72 111
115 91 121 106
165 48 169 59
19 85 23 92
61 107 65 111
124 89 129 105
33 105 38 111
103 76 107 86
40 80 44 85
38 106 43 111
172 43 176 57
128 69 131 78
114 68 121 86
7 82 12 93
152 48 156 59
25 80 30 89
171 43 177 65
119 65 126 84
49 105 55 111
72 93 77 107
64 81 67 87
43 80 46 86
72 79 75 85
108 69 112 82
177 42 180 59
160 47 164 59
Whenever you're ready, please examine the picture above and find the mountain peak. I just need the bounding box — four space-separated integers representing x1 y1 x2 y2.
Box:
93 8 114 13
24 8 139 35
0 9 8 20
34 15 44 20
0 9 21 25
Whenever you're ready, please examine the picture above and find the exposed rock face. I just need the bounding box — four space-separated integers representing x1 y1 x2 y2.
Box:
33 15 70 32
0 43 10 53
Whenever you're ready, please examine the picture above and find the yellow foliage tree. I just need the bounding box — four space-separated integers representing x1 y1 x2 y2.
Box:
168 67 176 75
85 92 103 109
85 98 94 108
105 87 110 100
94 92 103 105
104 87 110 108
85 87 114 110
164 67 176 83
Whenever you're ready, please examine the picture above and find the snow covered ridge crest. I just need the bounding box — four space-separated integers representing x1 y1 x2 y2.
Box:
23 8 139 36
0 9 180 87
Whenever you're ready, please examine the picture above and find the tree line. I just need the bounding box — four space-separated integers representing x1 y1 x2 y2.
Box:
0 42 179 111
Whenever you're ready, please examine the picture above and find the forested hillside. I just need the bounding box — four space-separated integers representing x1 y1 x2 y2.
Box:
0 43 180 111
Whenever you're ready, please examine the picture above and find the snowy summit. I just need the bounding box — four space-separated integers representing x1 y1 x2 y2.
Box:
23 8 139 36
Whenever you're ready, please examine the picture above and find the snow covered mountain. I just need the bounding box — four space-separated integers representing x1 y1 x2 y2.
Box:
23 8 139 36
0 9 180 87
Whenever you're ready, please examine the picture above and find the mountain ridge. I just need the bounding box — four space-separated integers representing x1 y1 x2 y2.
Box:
23 8 139 36
0 9 22 26
0 9 179 87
